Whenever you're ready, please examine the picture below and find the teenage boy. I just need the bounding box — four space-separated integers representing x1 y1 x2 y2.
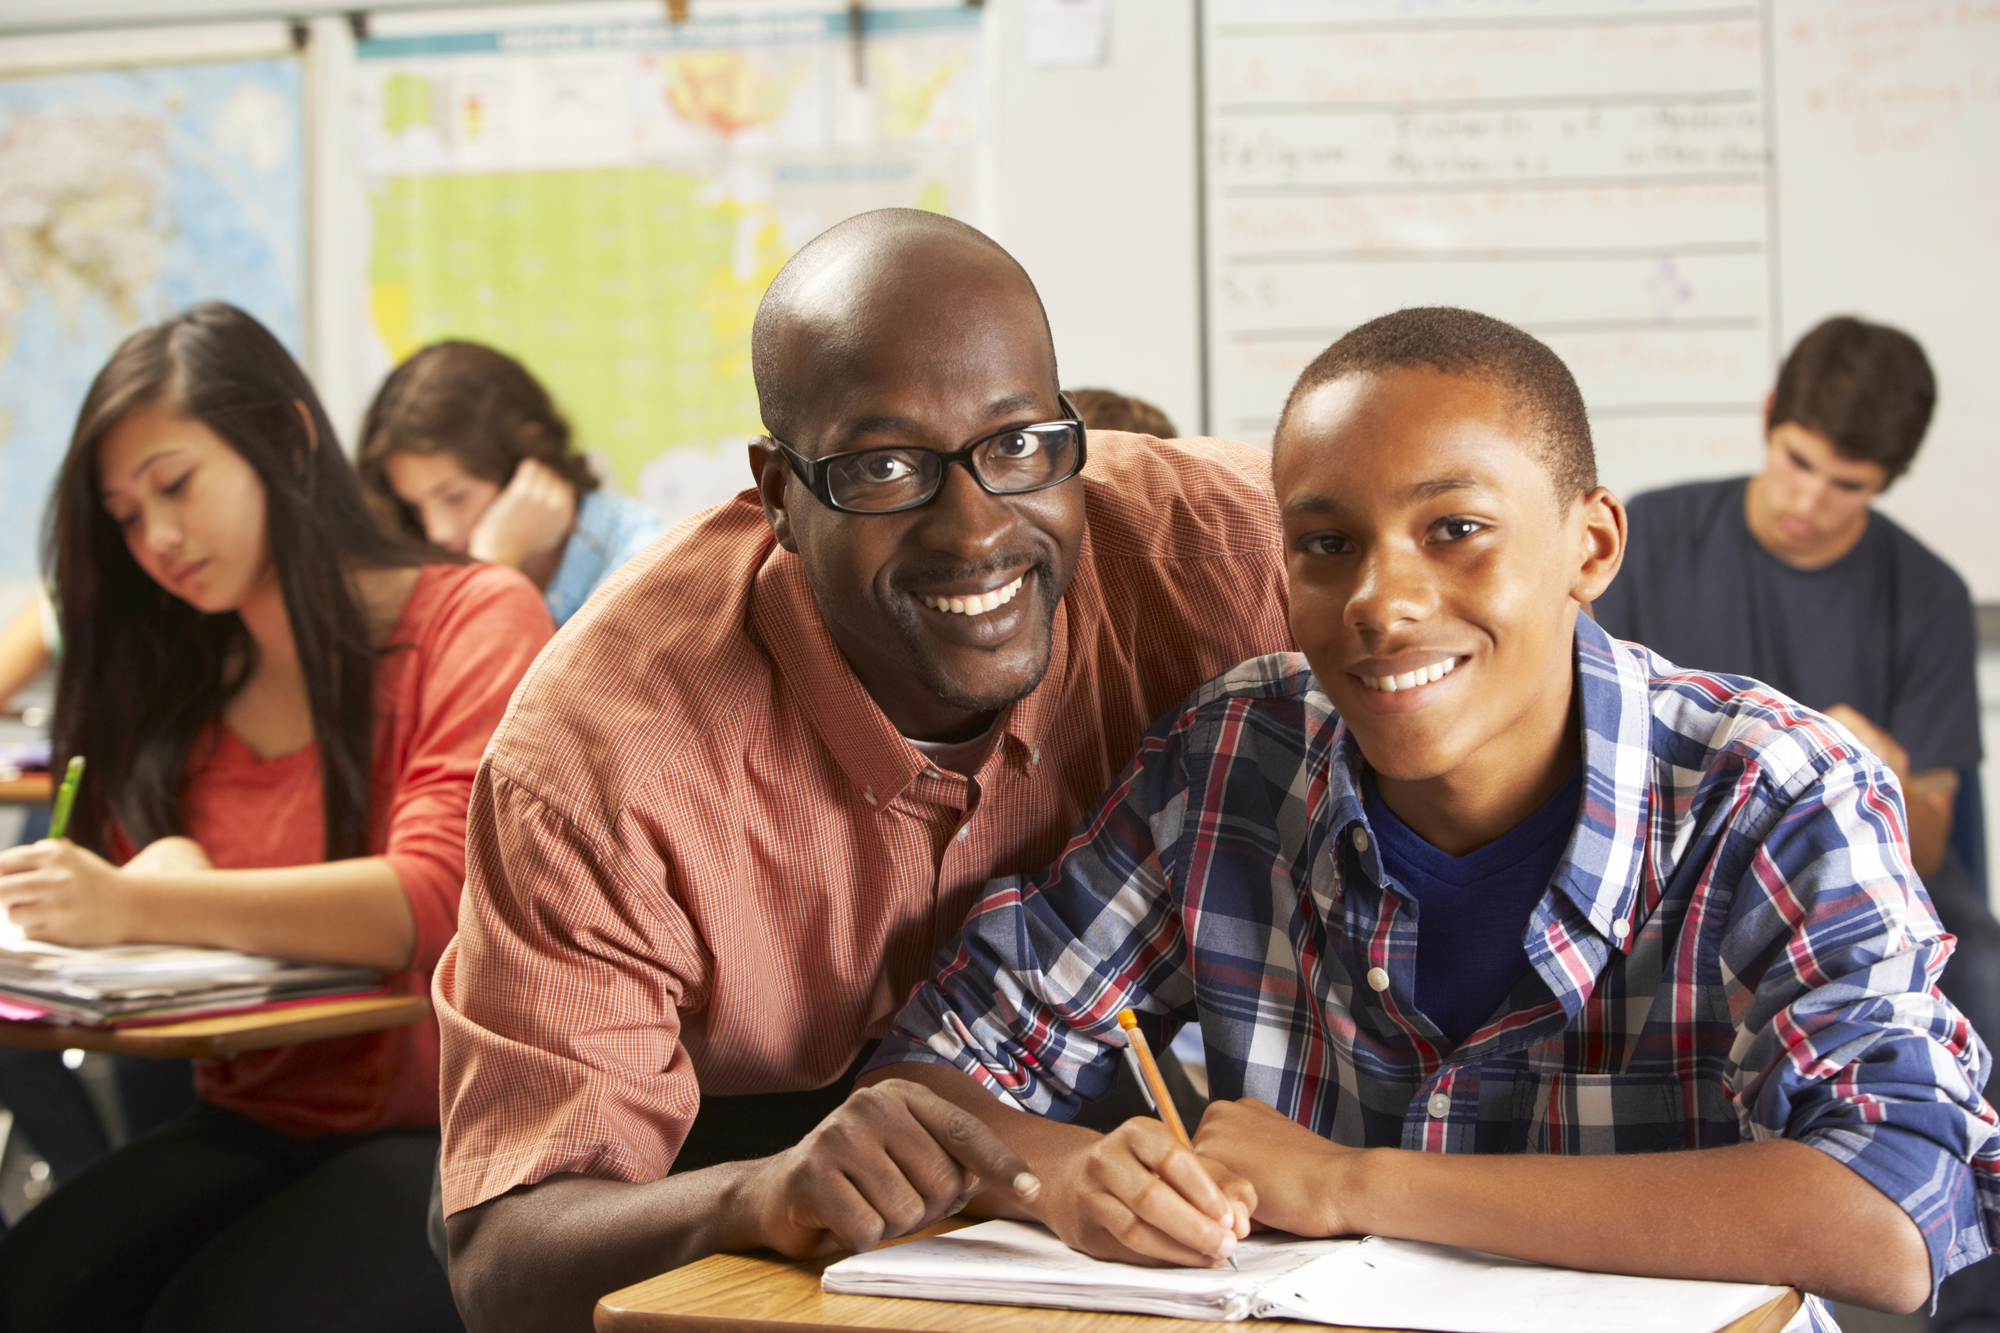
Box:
1592 318 1970 885
862 308 1998 1323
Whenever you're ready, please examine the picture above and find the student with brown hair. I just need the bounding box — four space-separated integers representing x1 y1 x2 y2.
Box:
1593 317 1973 885
0 303 553 1331
358 341 663 624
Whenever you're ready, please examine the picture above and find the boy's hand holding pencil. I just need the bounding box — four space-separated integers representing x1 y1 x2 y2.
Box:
1022 1009 1254 1270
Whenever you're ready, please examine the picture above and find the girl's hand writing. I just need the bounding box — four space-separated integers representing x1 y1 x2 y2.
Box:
0 838 138 947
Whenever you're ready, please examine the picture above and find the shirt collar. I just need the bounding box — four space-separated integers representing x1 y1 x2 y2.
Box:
750 547 1073 808
1318 614 1654 953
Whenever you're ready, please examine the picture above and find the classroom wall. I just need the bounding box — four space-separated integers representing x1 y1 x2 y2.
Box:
991 0 1203 438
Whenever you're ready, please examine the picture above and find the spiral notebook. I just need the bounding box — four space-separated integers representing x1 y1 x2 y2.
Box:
822 1220 1789 1332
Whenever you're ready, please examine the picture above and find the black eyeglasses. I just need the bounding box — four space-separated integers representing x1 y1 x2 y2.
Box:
770 394 1088 515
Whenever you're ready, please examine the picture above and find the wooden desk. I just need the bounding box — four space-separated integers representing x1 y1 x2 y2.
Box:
0 773 51 803
0 992 428 1058
596 1220 1803 1333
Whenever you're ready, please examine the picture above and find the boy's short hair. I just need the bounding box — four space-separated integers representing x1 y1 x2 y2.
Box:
1275 307 1597 504
1768 317 1934 481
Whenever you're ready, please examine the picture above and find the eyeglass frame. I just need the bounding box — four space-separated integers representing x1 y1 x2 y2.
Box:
767 392 1089 515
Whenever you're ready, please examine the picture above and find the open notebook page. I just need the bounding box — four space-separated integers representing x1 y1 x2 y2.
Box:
824 1219 1338 1321
823 1220 1787 1332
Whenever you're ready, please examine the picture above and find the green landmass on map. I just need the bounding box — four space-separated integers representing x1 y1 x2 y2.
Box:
381 73 437 136
368 167 785 490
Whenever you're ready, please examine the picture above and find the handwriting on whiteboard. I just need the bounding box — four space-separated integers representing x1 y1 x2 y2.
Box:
1202 0 1777 489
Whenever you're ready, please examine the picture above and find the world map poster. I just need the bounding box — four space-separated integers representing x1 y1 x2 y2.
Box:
356 7 990 526
0 57 304 582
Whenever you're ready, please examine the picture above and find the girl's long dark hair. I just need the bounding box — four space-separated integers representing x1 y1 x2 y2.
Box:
47 302 436 862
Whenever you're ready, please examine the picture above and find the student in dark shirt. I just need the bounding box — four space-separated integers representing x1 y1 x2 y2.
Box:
1592 316 1997 1331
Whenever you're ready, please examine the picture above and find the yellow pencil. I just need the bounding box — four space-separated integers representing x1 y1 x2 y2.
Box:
1117 1008 1238 1269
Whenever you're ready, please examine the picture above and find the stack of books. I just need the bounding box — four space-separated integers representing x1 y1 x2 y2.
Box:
0 918 381 1028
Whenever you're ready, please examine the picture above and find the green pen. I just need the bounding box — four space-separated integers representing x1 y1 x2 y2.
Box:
48 755 84 841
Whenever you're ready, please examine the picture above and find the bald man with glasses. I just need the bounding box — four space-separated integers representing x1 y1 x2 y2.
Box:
434 210 1291 1332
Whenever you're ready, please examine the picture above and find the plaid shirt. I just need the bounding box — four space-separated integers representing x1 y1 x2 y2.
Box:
875 614 2000 1305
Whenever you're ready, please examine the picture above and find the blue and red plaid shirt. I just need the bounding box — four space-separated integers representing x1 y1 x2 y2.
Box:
874 614 2000 1305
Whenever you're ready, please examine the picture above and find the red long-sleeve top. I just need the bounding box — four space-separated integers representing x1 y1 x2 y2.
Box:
171 563 552 1136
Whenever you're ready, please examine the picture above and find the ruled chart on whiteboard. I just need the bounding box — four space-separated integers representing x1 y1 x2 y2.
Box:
1200 0 1777 492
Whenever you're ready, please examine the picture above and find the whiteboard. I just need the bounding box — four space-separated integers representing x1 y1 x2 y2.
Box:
1200 0 2000 599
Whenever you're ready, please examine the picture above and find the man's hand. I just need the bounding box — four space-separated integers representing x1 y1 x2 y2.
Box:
1030 1115 1253 1268
1193 1097 1360 1237
0 838 136 946
468 458 576 583
727 1078 1042 1258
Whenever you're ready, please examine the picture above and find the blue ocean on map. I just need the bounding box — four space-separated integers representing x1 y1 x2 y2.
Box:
0 58 303 582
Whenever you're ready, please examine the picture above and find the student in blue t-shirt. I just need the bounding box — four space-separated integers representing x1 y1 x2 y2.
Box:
358 341 663 625
832 309 1996 1328
1592 319 1978 895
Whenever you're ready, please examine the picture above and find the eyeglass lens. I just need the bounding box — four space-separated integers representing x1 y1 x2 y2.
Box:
823 423 1081 512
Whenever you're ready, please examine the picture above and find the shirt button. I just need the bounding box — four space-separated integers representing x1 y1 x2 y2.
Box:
1030 746 1042 766
1612 919 1630 939
1427 1092 1451 1118
1352 827 1370 853
1365 966 1390 992
956 825 970 842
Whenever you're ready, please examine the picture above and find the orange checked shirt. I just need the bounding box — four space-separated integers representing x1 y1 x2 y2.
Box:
434 433 1291 1216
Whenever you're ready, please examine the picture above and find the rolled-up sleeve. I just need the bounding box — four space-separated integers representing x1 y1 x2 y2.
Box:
435 760 703 1216
1727 748 1999 1291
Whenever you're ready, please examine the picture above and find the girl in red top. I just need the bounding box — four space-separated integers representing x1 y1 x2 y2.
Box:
0 303 554 1332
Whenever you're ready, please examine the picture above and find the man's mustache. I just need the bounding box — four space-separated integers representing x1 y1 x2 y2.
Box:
892 550 1054 593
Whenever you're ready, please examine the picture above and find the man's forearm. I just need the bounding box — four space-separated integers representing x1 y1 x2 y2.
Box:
448 1165 763 1333
1337 1140 1931 1312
